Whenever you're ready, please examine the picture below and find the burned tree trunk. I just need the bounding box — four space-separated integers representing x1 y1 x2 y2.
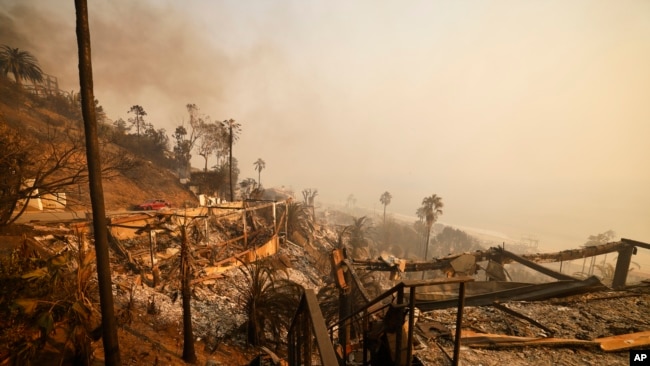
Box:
75 1 121 364
180 225 197 363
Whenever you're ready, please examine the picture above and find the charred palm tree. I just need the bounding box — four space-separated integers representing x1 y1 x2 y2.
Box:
222 119 241 202
232 258 303 347
349 216 373 259
285 201 314 244
178 221 198 363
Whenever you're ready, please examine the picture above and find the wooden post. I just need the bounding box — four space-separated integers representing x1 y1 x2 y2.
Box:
612 244 635 289
242 208 248 247
395 286 404 365
452 281 467 366
406 289 416 365
272 202 277 234
149 229 155 270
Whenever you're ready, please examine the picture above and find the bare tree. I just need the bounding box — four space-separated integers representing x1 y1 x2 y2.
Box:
127 105 146 138
301 188 318 219
197 122 224 172
0 123 135 226
173 104 211 178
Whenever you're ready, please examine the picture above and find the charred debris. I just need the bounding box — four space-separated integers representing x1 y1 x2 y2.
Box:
1 200 649 365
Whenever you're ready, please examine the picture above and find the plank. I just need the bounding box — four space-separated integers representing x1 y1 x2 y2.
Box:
461 330 598 348
596 331 650 352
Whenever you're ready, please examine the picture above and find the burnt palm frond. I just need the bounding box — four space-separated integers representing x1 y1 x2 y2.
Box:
286 201 314 240
232 259 303 347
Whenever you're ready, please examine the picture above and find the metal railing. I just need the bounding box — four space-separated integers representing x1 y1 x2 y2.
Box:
288 289 339 366
330 276 474 366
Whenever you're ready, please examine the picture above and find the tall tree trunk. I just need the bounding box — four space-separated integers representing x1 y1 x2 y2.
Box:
382 205 387 247
74 1 121 364
180 225 197 363
247 305 260 346
228 125 234 201
421 228 431 280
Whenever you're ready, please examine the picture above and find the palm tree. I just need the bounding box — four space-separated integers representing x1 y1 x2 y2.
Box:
253 158 265 187
0 45 44 87
419 194 444 267
222 119 241 201
379 191 392 226
348 216 373 259
379 191 392 249
285 201 314 241
232 259 303 346
346 194 356 211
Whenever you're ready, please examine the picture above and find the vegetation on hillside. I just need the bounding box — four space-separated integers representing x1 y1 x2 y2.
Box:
0 44 253 223
0 85 137 225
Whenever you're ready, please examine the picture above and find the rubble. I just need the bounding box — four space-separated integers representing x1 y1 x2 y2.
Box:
2 204 649 365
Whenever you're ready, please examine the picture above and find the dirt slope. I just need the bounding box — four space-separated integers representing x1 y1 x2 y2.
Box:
0 79 198 212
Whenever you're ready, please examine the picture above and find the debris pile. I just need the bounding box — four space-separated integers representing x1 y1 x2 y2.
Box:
2 205 649 366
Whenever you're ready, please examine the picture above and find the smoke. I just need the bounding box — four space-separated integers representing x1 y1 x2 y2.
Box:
0 0 333 195
0 11 29 48
2 1 650 259
2 1 264 122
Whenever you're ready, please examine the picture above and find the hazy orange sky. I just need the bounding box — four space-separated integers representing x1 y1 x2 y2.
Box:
2 1 649 257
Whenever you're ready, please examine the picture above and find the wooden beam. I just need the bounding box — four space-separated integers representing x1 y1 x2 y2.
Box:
499 249 577 281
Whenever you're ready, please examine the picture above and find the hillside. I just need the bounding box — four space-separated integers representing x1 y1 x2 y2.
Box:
0 78 198 214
